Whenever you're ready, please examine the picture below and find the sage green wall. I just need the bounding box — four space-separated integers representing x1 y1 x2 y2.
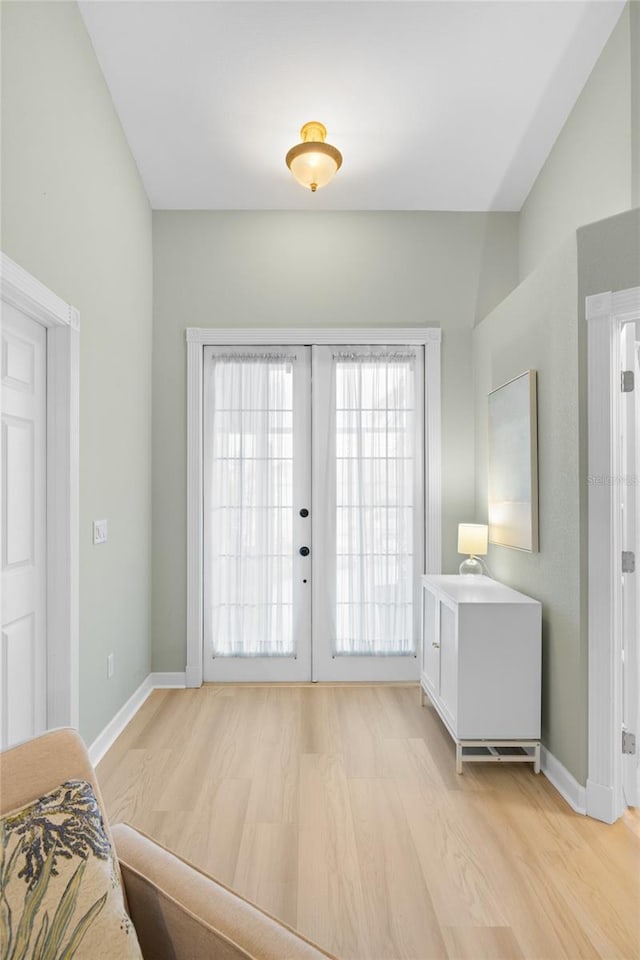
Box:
473 238 584 782
1 2 153 745
519 4 634 279
152 211 518 672
578 208 640 301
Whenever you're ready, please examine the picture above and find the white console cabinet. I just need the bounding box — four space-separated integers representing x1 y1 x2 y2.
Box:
421 575 542 773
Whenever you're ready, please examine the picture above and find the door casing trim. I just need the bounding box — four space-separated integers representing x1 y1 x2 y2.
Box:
585 286 640 822
1 252 80 731
186 327 442 688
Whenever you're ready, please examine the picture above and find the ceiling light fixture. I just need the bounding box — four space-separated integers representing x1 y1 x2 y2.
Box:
285 121 342 193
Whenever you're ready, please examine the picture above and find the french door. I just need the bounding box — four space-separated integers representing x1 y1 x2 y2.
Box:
203 344 424 682
203 346 311 680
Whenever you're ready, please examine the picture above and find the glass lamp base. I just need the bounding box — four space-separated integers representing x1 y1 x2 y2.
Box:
459 556 484 576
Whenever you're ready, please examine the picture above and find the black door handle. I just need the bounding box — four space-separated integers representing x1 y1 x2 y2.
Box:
299 508 309 518
299 546 310 557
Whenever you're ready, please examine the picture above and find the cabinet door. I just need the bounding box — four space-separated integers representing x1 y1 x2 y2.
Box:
439 601 458 727
422 587 440 695
456 603 541 739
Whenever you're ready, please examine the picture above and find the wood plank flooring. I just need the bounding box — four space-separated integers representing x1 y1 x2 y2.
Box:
97 684 640 960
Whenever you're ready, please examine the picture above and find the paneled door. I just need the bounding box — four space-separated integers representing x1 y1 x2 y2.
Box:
1 304 47 747
202 344 424 682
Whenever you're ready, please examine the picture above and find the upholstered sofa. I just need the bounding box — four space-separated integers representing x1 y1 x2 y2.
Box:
0 728 336 960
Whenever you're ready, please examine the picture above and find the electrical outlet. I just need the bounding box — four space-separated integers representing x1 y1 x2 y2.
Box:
107 653 114 679
93 519 108 545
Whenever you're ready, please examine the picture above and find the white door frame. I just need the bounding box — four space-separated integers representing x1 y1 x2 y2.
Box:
186 326 442 688
585 286 640 823
1 253 80 730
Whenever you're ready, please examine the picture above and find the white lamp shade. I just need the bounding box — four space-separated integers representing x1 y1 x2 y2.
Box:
457 523 488 556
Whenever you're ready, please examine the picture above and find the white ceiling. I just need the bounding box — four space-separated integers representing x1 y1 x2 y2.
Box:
79 1 625 211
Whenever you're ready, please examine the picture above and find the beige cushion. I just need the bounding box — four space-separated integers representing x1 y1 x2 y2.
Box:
1 779 143 960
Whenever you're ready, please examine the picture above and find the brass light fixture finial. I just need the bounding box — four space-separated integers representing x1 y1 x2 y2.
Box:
286 121 343 193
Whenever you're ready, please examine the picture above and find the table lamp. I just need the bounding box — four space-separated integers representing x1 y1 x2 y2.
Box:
458 523 488 575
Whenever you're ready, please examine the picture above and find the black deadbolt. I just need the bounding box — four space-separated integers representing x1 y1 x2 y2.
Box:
299 546 310 557
299 508 309 518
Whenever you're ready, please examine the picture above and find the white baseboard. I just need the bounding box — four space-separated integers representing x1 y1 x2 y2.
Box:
89 672 186 765
540 746 586 815
150 671 187 688
585 778 620 824
185 664 202 688
89 676 153 766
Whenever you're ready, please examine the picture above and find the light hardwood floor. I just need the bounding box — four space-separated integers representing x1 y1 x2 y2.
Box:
97 684 640 960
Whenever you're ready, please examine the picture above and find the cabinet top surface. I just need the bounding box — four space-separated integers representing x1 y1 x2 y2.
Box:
422 574 540 605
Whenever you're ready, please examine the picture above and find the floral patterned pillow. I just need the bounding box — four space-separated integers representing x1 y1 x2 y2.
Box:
1 779 142 960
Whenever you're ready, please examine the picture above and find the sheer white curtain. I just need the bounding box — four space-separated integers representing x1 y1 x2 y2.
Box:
332 349 416 656
204 352 295 657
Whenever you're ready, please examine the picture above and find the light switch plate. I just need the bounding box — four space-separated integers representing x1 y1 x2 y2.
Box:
93 519 108 545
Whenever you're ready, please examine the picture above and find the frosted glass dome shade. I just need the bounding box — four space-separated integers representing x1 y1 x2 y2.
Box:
286 122 342 192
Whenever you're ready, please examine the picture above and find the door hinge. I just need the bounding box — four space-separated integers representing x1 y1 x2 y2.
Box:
622 550 636 573
622 730 636 755
621 370 635 393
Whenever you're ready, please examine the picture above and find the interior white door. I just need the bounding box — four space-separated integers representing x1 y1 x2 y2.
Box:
1 303 47 748
203 346 311 681
620 321 640 806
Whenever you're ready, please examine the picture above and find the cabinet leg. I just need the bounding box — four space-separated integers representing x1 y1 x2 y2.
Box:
456 744 463 775
534 743 541 774
420 686 426 707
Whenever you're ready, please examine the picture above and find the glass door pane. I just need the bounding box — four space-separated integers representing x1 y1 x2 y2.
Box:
203 346 311 681
313 346 424 681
